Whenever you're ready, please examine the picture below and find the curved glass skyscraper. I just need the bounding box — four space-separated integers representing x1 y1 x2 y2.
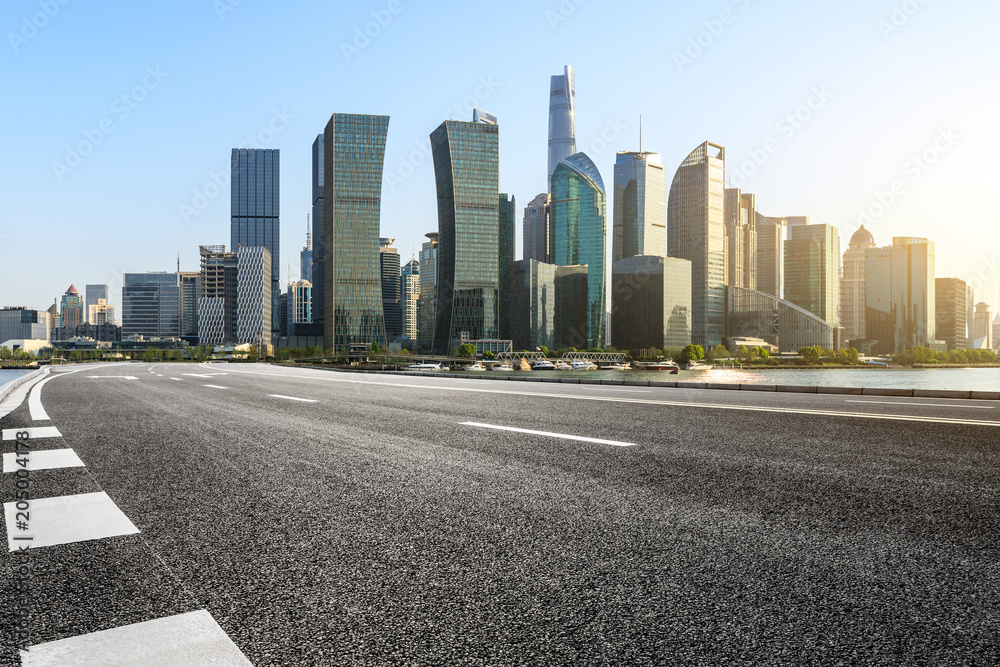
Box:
551 152 607 349
547 65 577 190
667 142 726 348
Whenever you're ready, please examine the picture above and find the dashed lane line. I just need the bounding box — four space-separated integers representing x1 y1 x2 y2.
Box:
462 422 638 447
268 394 318 403
204 385 228 389
3 448 84 473
86 376 138 380
3 491 139 551
3 426 61 440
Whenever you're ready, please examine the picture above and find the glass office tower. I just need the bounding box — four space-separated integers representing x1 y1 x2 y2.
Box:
310 134 325 337
547 66 577 190
380 237 402 340
418 233 439 351
323 113 389 352
498 193 516 340
430 119 500 354
122 273 181 339
784 223 841 329
667 142 726 348
612 152 667 263
551 152 607 349
231 148 280 341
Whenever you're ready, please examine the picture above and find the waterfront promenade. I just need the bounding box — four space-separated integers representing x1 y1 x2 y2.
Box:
2 363 998 665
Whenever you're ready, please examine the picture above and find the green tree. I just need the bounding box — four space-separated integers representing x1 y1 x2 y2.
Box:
678 344 704 364
757 347 770 360
370 342 381 355
483 350 495 360
799 346 821 364
458 343 476 357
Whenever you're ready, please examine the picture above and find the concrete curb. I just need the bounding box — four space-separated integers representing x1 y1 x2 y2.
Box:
0 367 47 404
280 365 999 401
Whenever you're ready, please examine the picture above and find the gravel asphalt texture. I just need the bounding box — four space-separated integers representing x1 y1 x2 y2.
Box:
2 362 999 665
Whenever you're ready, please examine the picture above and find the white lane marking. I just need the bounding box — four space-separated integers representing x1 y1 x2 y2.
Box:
269 395 318 403
20 610 253 667
156 374 163 377
214 365 1000 428
204 385 228 389
4 491 139 551
86 376 138 380
26 366 93 421
3 426 61 441
462 422 637 447
185 374 216 378
845 400 995 409
170 378 182 381
3 448 84 473
574 386 652 393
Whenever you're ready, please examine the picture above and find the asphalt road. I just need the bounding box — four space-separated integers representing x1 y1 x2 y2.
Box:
2 362 999 665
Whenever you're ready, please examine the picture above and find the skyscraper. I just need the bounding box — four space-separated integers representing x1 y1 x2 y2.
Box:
430 117 500 353
231 148 280 342
85 284 108 324
547 65 577 189
723 189 757 290
841 225 877 343
401 258 419 342
324 113 389 352
418 234 438 351
756 216 786 299
935 277 967 351
287 280 312 338
612 152 667 264
498 193 516 340
380 238 402 340
310 134 325 338
59 285 84 329
865 237 936 355
177 271 201 343
972 302 993 349
235 245 273 348
784 223 841 329
122 273 181 339
198 246 237 346
522 193 550 263
611 256 692 352
667 142 726 347
300 217 313 284
551 152 607 349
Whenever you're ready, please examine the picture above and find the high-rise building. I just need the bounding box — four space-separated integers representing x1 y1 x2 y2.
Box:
498 193 516 340
85 284 109 324
509 259 589 351
756 216 786 299
430 117 500 353
287 280 312 338
198 246 238 346
547 65 577 189
236 246 272 348
784 223 841 329
87 299 115 326
841 225 877 343
613 152 667 264
418 234 438 350
611 255 692 352
523 193 550 264
726 286 835 352
972 302 993 349
177 271 201 343
324 113 389 352
0 308 51 343
380 238 402 340
310 134 325 339
551 152 607 349
865 237 936 355
967 285 976 349
300 217 313 284
60 285 84 329
122 273 181 339
723 189 757 290
401 258 419 342
667 142 726 347
231 148 280 341
935 277 968 351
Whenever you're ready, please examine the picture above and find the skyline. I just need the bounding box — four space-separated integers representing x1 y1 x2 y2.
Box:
2 1 998 313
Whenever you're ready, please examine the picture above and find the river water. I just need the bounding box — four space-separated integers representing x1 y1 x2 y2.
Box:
0 368 33 388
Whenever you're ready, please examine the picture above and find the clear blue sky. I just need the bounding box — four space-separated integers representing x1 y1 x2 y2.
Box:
2 0 998 313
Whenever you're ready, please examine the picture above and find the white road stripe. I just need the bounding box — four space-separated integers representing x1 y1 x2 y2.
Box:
214 366 1000 428
4 491 139 551
845 400 994 409
20 610 253 666
462 422 638 447
204 385 228 389
185 374 216 378
28 376 54 421
170 378 182 381
3 448 84 473
86 376 138 380
575 386 652 393
269 395 318 403
3 426 61 441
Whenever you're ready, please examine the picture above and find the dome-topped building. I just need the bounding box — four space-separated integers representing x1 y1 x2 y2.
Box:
849 224 876 248
841 225 876 343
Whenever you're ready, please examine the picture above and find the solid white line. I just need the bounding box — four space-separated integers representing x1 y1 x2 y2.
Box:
2 426 61 441
28 376 54 421
574 386 652 393
4 491 139 551
845 400 995 409
462 422 638 447
210 366 1000 428
3 448 84 473
269 395 318 403
20 610 253 666
204 385 228 389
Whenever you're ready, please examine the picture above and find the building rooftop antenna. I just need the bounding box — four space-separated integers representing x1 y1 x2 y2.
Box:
639 114 642 154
